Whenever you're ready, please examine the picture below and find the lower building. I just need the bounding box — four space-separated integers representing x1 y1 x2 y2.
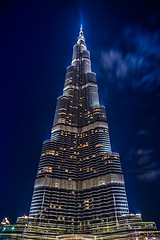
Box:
1 214 160 239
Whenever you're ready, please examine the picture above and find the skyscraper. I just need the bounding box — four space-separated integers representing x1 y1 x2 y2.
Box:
29 24 129 230
0 26 160 240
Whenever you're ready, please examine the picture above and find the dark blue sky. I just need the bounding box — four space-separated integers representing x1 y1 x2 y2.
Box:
0 0 160 229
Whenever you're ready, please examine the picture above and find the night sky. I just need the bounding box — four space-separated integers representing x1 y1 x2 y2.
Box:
0 0 160 229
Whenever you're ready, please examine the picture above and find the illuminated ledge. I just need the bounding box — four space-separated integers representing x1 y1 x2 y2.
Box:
57 234 96 240
81 121 108 133
63 85 79 91
51 121 108 134
73 43 87 49
81 82 97 89
71 57 90 65
63 82 97 92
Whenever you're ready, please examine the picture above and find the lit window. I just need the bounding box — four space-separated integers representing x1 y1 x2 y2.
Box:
55 152 59 156
43 167 52 173
95 144 104 148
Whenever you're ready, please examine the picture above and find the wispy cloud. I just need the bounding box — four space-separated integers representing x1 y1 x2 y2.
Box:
137 169 160 181
100 26 160 93
126 147 160 181
101 50 128 78
136 148 154 165
137 130 150 136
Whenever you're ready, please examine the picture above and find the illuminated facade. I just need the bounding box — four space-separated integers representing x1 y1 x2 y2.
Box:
0 26 160 239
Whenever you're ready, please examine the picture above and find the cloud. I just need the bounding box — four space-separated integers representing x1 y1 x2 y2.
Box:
126 147 154 164
126 147 160 181
137 130 150 136
136 148 154 156
136 148 154 165
100 26 160 93
137 169 160 181
101 50 128 78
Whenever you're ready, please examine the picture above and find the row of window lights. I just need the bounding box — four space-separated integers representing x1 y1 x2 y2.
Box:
78 153 112 161
41 149 112 159
58 113 106 124
41 150 59 157
55 218 105 224
103 155 118 160
78 142 89 148
60 107 105 115
52 128 108 137
41 153 114 163
41 164 119 175
38 167 97 173
58 119 106 126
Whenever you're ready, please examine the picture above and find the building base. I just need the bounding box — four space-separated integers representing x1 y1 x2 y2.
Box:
0 214 160 240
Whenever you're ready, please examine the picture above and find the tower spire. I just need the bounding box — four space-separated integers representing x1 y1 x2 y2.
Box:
77 24 86 45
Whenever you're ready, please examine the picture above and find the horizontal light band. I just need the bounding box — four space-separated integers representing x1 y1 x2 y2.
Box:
34 173 124 191
51 121 108 134
82 82 97 89
63 85 79 91
63 83 97 92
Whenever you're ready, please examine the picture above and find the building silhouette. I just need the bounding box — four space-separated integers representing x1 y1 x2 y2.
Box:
0 26 160 240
